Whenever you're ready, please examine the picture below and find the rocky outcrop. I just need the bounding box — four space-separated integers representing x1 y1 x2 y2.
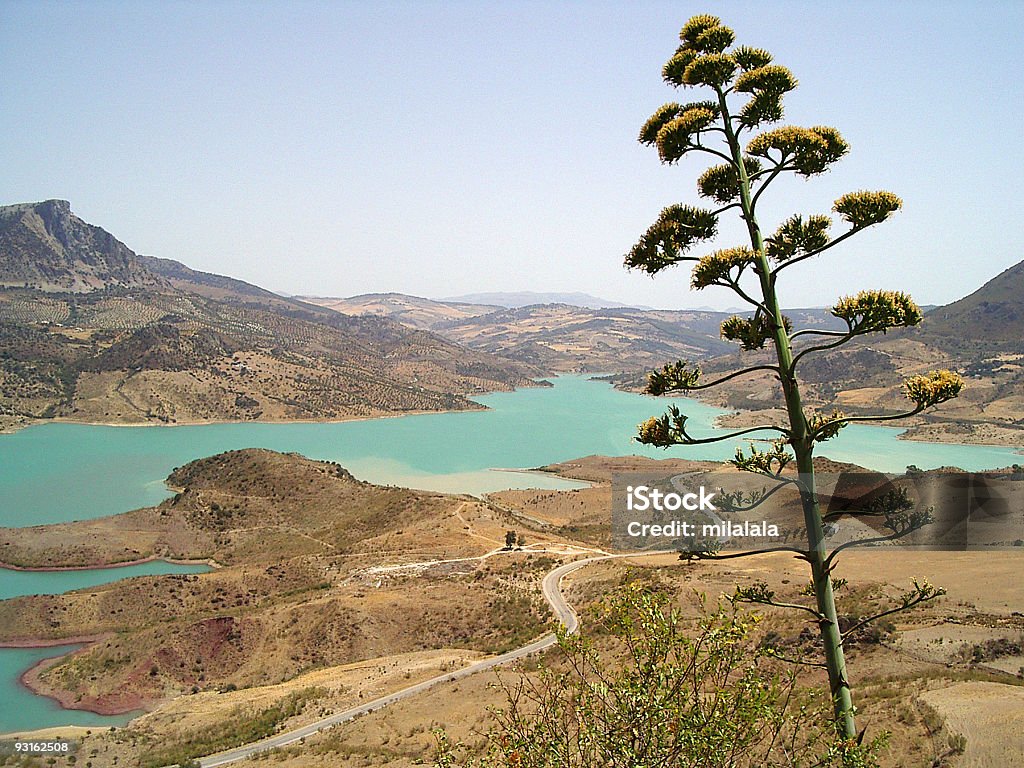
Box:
0 199 168 292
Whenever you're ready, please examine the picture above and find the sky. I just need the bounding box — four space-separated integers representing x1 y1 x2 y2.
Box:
1 1 1021 310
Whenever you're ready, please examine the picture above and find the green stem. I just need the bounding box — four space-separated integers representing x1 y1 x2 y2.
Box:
715 88 857 739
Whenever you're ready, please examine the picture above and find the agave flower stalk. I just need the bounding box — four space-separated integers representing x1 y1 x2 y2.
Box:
628 14 962 739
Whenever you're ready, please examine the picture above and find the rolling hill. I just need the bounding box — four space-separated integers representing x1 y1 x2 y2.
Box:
303 293 845 373
434 303 736 371
438 290 642 309
301 292 499 331
683 257 1024 445
0 448 549 718
0 201 542 431
920 258 1024 351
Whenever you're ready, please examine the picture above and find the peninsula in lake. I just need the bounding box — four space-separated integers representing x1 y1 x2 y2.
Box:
2 448 1022 767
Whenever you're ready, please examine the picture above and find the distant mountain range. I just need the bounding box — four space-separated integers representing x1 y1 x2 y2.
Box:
0 201 540 430
5 199 1020 443
303 265 1024 445
302 293 845 373
300 293 500 330
437 291 648 310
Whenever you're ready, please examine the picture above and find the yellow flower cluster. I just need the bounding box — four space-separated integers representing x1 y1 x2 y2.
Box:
747 125 849 176
691 247 757 289
734 64 797 94
833 190 902 229
739 91 784 129
681 53 738 88
639 101 720 146
637 416 672 446
680 14 725 45
807 409 847 442
730 441 793 476
766 214 832 261
662 15 739 88
636 405 691 447
625 204 718 274
720 312 790 351
656 106 719 163
732 46 773 71
698 158 764 203
646 361 702 395
903 370 964 408
832 289 922 333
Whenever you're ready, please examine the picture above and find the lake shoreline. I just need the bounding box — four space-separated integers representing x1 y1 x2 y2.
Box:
487 466 595 488
0 555 220 573
710 409 1024 450
0 378 548 436
0 633 111 650
8 404 478 433
607 378 1024 450
15 640 149 718
3 374 1019 454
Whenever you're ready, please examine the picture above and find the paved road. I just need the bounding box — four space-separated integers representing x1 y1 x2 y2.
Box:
198 555 611 767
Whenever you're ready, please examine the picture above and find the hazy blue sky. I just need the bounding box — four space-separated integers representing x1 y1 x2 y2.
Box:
1 1 1021 309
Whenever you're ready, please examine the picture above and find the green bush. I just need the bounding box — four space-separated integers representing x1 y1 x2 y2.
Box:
435 584 885 767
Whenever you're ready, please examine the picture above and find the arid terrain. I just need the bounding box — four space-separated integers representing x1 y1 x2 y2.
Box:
707 260 1024 447
691 334 1024 448
4 4 1023 766
2 453 1022 768
5 200 1023 450
304 265 1024 448
608 329 1024 448
0 202 542 433
304 293 849 373
2 202 1023 768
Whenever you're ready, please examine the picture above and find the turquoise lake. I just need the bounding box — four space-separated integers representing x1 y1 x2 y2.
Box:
0 560 213 601
0 561 211 734
0 374 1020 733
1 375 1021 529
0 646 141 733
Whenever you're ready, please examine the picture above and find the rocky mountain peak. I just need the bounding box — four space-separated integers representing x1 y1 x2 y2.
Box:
0 199 168 293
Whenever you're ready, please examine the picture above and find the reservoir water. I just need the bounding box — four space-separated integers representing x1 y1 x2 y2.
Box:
0 560 213 601
0 646 141 732
0 560 211 734
0 374 1020 732
1 375 1020 529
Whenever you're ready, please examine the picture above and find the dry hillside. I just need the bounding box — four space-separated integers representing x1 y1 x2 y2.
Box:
0 202 543 431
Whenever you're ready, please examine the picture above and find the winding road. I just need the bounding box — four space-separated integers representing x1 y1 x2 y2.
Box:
198 554 613 767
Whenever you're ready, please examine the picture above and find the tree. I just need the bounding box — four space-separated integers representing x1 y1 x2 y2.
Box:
626 14 962 739
434 584 884 767
505 530 518 549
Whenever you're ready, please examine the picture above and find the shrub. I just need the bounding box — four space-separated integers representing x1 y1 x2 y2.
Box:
435 585 885 767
